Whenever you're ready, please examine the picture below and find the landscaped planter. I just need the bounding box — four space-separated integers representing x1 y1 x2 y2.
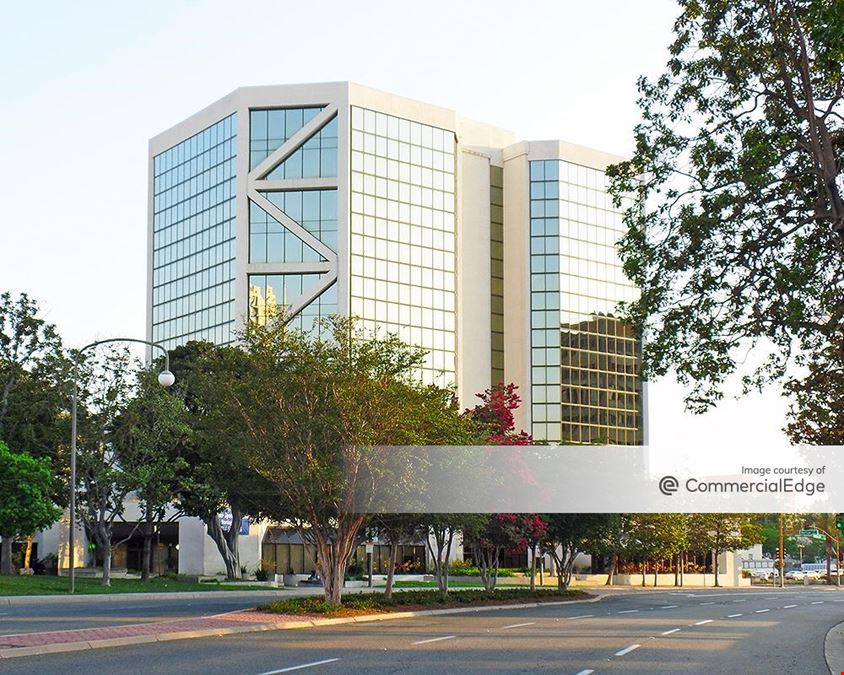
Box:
283 573 300 587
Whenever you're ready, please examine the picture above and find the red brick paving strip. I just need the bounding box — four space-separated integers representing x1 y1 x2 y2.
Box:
0 611 307 649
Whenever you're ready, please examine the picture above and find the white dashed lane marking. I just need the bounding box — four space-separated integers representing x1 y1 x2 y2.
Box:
567 615 594 620
783 604 797 609
501 622 535 629
660 605 678 609
258 659 340 674
662 628 681 635
615 644 640 656
413 635 456 645
727 613 743 618
617 609 639 614
694 619 713 625
755 609 770 613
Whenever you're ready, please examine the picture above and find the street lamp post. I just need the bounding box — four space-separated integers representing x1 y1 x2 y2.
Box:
68 338 174 593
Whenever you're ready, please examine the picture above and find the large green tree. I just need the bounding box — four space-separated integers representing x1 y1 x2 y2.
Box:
220 317 473 605
0 292 69 500
0 442 61 575
687 513 761 585
112 366 191 581
166 341 273 581
607 0 844 409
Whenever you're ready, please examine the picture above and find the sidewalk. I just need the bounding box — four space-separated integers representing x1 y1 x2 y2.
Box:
0 595 604 660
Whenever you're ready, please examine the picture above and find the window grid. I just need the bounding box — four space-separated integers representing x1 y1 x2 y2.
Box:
349 106 457 388
248 274 337 337
529 159 641 445
490 165 504 386
152 114 236 350
249 107 323 170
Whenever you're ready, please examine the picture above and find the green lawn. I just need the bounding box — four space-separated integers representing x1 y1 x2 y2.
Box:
259 588 591 617
0 575 277 596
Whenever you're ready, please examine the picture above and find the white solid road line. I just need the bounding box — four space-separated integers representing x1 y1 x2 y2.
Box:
413 635 456 645
502 622 536 629
783 604 797 609
567 614 594 620
617 609 639 614
661 605 678 609
727 613 743 618
662 628 681 635
615 644 640 656
258 659 340 674
755 609 770 613
694 619 713 625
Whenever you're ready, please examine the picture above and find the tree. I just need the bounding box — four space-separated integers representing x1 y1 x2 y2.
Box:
541 514 606 590
220 317 473 605
607 0 844 410
74 346 138 586
166 341 266 581
0 442 61 575
628 514 688 586
463 383 532 445
785 330 844 443
0 292 69 496
368 514 425 600
687 513 761 586
112 366 191 581
463 513 526 591
519 514 550 591
589 513 636 586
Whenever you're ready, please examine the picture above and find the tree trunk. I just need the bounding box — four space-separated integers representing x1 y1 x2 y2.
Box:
24 535 33 570
0 537 13 575
308 514 365 606
605 552 617 586
674 553 680 587
529 544 537 592
141 523 153 582
384 543 399 600
642 559 647 587
713 549 720 587
102 544 112 587
203 515 240 580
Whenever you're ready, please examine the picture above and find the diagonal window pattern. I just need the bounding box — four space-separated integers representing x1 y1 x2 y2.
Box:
250 107 324 169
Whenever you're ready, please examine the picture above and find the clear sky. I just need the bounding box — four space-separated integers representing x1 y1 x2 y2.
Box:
0 0 791 450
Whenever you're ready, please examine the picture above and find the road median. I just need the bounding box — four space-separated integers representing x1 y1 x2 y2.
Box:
0 592 604 660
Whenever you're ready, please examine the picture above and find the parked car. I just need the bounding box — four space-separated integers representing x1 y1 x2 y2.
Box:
746 568 776 580
785 570 806 580
804 569 823 580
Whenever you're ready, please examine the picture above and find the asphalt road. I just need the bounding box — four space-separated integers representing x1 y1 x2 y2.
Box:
3 587 842 674
0 593 287 635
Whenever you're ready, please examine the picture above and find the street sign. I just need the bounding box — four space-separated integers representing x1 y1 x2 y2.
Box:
799 528 820 536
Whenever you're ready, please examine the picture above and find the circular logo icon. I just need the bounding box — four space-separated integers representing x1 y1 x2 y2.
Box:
659 475 679 496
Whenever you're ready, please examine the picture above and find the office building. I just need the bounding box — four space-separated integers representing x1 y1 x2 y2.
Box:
147 81 643 447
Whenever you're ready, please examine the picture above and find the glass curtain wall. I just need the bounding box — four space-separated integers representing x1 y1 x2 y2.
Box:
529 159 641 444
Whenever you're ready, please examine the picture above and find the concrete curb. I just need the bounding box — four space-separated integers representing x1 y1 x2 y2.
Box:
824 619 844 675
0 594 604 660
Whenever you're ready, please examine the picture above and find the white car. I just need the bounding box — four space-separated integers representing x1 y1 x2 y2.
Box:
785 570 805 580
747 568 776 580
804 569 823 580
